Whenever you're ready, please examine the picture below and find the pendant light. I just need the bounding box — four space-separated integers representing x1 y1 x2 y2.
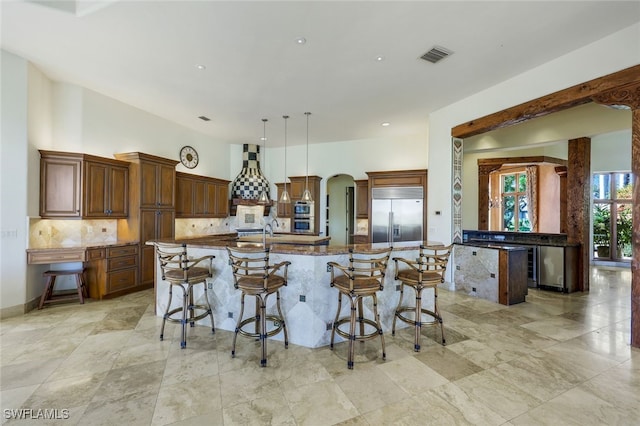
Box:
257 118 270 205
279 115 291 204
301 112 313 202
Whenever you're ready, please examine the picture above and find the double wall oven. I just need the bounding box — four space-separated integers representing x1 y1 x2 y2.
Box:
293 201 314 234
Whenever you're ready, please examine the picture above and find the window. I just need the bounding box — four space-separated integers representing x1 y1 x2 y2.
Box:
592 172 632 261
500 171 531 232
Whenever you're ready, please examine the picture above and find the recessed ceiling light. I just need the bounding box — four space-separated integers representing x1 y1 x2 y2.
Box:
260 137 267 141
196 64 206 70
376 56 385 62
295 37 306 45
381 122 390 127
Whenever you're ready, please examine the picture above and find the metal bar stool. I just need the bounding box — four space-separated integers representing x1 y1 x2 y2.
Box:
38 268 88 309
392 244 452 351
227 246 290 367
327 247 392 369
155 242 215 349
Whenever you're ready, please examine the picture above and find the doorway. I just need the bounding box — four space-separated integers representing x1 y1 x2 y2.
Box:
326 174 355 245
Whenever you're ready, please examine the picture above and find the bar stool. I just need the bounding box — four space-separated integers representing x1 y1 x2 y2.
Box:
38 269 88 309
327 247 392 369
155 243 215 349
392 244 452 351
227 246 290 367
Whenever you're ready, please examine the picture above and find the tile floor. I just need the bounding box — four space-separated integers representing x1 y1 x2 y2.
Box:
1 266 638 425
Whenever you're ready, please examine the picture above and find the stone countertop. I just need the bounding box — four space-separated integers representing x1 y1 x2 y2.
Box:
457 242 528 251
26 240 139 252
463 230 581 247
149 236 444 256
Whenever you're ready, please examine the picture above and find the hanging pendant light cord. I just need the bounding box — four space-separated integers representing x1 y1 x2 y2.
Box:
305 112 310 193
284 116 288 192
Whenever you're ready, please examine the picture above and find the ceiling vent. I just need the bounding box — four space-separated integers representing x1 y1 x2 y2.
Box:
198 116 211 121
420 46 453 64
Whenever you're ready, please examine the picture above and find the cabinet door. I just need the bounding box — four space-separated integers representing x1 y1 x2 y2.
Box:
157 210 175 239
214 182 229 217
108 165 128 217
140 162 159 208
194 181 207 216
40 156 82 217
355 180 369 218
175 176 194 217
158 164 175 208
84 161 108 217
276 183 292 218
289 179 306 200
140 209 159 243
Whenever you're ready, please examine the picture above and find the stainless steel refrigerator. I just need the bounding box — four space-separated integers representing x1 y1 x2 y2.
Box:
371 187 424 243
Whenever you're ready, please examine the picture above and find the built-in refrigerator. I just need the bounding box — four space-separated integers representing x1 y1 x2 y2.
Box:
371 187 424 243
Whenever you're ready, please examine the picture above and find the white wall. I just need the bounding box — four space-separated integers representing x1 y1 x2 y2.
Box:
1 51 29 314
428 22 640 246
592 129 632 172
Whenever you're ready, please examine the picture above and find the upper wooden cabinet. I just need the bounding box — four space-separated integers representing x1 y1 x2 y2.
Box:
39 150 129 218
175 171 230 218
275 176 322 219
354 179 369 219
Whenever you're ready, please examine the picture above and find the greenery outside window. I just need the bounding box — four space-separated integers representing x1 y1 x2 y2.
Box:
592 172 632 261
501 171 531 232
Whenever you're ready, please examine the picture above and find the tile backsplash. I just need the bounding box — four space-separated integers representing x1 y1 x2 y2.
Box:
29 218 118 248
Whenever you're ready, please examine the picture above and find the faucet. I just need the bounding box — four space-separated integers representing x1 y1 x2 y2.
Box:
263 223 273 246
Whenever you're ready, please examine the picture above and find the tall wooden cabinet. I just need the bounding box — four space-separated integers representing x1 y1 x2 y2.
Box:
354 179 369 219
275 176 322 233
39 150 129 218
175 171 230 218
115 152 178 288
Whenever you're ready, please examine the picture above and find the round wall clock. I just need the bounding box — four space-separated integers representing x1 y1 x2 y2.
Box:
179 145 199 169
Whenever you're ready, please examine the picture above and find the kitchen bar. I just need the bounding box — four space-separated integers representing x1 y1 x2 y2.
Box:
150 237 442 348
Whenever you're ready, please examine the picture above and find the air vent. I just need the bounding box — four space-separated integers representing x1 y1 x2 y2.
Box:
420 46 452 64
198 116 211 121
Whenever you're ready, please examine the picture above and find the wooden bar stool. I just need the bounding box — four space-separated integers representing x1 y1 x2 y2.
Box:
38 268 88 309
327 247 392 369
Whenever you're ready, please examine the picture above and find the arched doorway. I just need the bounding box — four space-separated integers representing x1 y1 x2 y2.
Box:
326 174 355 245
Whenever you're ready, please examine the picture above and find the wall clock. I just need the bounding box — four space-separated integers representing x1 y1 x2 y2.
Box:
179 146 199 169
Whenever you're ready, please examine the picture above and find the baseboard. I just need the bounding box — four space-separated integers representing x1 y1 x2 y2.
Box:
0 297 40 319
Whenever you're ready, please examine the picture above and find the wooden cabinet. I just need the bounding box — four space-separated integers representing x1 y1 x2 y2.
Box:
355 179 368 219
275 183 292 218
275 176 322 218
175 172 230 218
115 152 179 289
83 159 129 218
86 244 139 299
140 160 176 208
352 234 370 244
39 150 129 218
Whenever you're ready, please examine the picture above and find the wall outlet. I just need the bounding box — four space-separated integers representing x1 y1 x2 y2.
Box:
101 228 107 232
227 312 233 318
395 284 401 291
299 295 306 302
326 264 332 272
490 273 496 278
326 322 333 331
207 282 212 289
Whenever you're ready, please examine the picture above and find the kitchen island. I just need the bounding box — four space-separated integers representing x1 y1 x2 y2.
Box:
150 236 442 348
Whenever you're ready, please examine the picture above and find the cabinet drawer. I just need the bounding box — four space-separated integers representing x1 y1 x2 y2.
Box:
107 268 137 293
107 245 138 258
27 248 86 264
87 248 106 261
107 255 137 271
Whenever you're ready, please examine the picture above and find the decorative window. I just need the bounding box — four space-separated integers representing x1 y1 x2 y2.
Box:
488 165 538 232
592 172 632 260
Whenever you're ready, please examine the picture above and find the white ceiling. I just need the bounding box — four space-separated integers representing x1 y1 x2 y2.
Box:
2 1 639 147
